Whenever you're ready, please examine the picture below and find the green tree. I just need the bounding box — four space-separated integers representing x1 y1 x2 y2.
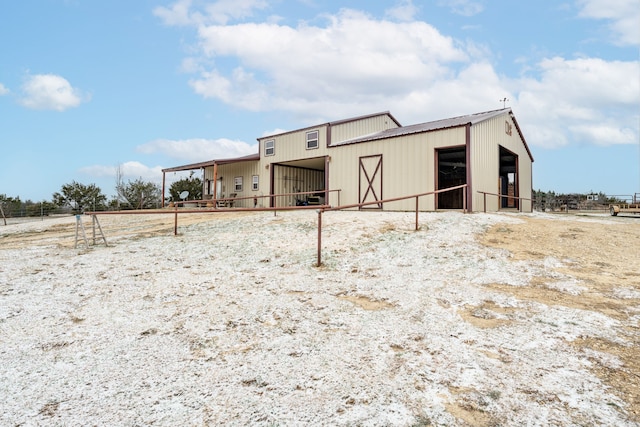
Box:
0 194 23 217
53 181 107 213
168 173 203 202
116 178 161 209
25 200 59 216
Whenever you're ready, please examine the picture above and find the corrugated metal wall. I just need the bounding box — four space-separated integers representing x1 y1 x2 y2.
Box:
196 111 532 212
470 114 533 212
258 113 401 206
262 126 330 164
272 165 324 207
203 161 260 208
328 127 466 210
330 114 399 144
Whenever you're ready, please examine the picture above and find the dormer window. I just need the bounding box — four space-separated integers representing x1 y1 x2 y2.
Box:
306 130 319 150
265 139 275 156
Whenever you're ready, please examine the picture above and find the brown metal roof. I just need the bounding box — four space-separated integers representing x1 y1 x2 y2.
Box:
162 108 533 173
331 108 508 146
161 152 260 173
330 108 533 162
257 111 402 141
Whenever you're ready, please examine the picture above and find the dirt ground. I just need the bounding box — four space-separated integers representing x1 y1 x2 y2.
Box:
479 213 640 423
2 210 639 424
0 211 246 250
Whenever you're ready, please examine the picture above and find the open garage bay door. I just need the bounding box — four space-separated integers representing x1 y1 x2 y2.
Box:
271 157 326 207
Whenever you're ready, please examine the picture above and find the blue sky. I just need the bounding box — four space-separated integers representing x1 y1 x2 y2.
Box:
1 0 639 202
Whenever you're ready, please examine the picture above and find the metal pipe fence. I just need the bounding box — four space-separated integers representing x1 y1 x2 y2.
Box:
315 184 468 266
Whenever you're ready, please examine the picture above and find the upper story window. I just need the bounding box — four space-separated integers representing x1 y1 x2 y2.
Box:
264 139 275 156
306 130 319 150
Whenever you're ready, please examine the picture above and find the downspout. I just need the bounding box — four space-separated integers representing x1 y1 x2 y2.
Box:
465 123 473 212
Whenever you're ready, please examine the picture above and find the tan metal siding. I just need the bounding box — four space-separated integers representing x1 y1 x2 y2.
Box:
328 127 466 210
262 126 330 164
272 165 324 207
204 161 260 208
470 114 533 212
330 115 400 144
258 114 400 164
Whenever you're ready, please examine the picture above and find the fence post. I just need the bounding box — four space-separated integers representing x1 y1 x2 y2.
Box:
415 196 419 230
174 205 178 236
463 188 467 213
316 209 323 267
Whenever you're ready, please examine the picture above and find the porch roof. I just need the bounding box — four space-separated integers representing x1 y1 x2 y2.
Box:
161 152 260 173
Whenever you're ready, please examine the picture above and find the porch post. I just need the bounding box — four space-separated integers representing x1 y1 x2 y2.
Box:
212 163 218 208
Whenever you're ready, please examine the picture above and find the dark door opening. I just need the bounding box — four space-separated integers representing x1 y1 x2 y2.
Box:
499 146 518 209
437 147 466 209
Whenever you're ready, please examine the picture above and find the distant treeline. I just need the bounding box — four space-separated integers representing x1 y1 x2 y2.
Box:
532 190 629 211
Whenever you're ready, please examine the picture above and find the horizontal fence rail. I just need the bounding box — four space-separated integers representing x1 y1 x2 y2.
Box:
173 189 341 210
86 203 330 237
85 185 467 261
315 184 468 266
477 191 533 213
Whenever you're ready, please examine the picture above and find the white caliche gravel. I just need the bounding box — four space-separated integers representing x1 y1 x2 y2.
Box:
0 210 633 426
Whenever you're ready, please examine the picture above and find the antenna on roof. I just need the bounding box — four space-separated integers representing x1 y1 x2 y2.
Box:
499 97 509 108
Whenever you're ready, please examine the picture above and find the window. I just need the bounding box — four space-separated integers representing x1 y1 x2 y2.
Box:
265 139 275 156
306 130 319 149
234 176 243 192
252 175 259 191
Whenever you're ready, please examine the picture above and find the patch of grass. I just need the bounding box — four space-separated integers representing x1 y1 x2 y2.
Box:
411 414 432 426
488 390 501 400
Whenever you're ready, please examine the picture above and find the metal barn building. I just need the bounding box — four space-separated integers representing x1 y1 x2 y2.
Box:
162 108 533 212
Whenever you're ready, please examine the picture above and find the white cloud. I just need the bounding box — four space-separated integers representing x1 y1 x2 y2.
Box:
577 0 640 45
79 161 164 183
137 137 258 163
437 0 484 17
0 83 9 95
154 0 269 26
385 0 419 22
262 128 289 137
19 74 87 111
512 57 639 148
203 0 269 25
153 0 198 26
188 8 467 118
161 2 638 151
569 122 637 146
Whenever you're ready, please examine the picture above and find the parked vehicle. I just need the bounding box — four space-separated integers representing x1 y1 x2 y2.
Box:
609 193 640 216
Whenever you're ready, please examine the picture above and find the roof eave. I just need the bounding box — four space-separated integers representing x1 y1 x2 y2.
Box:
162 153 260 173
